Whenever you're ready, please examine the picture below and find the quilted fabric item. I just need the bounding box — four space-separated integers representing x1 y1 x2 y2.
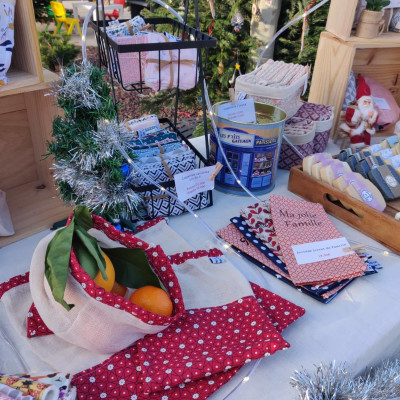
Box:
71 282 304 400
342 71 357 111
135 149 208 218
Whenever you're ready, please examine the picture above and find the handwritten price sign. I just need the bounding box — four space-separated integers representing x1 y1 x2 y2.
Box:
174 166 218 202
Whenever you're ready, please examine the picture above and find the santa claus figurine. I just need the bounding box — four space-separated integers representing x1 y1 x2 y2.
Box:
340 75 379 148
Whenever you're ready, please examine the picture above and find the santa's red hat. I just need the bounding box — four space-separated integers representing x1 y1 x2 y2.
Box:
356 76 371 101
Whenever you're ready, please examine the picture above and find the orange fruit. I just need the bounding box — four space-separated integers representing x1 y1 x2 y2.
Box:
111 281 127 297
93 252 115 292
129 286 173 317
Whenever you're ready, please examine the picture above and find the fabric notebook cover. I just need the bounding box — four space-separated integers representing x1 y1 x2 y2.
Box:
229 216 369 297
270 195 367 285
216 223 349 303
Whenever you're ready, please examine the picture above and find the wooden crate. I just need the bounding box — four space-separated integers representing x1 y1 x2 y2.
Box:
0 0 43 97
325 0 359 40
309 31 400 139
288 165 400 255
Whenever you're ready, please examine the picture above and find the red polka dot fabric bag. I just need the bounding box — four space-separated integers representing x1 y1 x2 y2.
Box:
29 213 186 354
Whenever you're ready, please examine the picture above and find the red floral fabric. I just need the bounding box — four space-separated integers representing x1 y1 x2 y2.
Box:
27 303 54 337
136 217 166 233
72 288 305 400
167 249 223 266
0 273 29 299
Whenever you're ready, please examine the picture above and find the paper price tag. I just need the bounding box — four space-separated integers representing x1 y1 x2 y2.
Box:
291 237 352 265
217 99 257 123
174 166 217 202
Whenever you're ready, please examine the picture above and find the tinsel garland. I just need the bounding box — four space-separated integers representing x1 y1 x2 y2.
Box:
291 360 400 400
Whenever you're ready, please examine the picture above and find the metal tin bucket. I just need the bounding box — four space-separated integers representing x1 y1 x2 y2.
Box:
210 102 286 195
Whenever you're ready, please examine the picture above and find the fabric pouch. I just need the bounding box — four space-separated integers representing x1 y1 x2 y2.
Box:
130 140 184 158
129 129 178 146
29 214 185 354
0 0 15 85
368 164 400 200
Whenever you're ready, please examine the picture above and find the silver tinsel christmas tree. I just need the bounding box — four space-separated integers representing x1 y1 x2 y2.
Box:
47 63 142 222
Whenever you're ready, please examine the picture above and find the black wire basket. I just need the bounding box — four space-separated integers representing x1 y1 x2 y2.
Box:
90 17 216 92
130 118 213 219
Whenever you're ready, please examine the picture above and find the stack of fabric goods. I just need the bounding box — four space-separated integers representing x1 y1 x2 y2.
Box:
125 115 209 217
217 195 382 304
105 16 198 90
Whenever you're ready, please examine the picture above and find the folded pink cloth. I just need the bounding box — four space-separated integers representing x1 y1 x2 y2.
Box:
145 35 198 91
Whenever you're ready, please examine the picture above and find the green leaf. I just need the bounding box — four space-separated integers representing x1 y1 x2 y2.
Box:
73 205 93 231
74 225 107 279
103 247 165 290
73 235 99 279
45 221 75 311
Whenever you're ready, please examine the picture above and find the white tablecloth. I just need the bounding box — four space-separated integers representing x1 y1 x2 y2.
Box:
1 138 400 399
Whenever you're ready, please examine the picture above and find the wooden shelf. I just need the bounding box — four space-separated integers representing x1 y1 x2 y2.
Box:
309 30 400 138
0 180 72 247
323 31 400 48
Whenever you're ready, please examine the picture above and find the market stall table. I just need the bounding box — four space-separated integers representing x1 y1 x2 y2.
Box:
1 138 399 399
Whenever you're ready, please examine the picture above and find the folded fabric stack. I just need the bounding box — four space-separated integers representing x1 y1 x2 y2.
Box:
105 16 198 90
217 198 382 303
125 115 209 217
234 60 309 118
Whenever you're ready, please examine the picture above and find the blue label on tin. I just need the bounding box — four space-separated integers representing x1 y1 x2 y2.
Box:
210 126 281 193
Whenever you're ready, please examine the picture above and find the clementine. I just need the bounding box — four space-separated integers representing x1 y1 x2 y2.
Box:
129 286 173 317
111 281 127 297
93 252 115 292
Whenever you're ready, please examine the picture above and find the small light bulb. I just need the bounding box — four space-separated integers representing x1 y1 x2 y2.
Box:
223 243 230 249
127 158 132 164
236 180 241 184
383 251 389 256
161 187 166 191
243 376 250 383
194 214 198 218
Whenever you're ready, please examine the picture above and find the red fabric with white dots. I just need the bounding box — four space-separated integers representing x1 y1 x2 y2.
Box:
71 285 304 400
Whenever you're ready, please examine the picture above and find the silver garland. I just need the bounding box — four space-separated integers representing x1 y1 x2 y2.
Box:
51 63 102 109
92 119 133 161
291 360 400 400
53 118 142 217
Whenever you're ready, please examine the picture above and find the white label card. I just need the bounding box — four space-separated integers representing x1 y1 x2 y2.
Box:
217 99 257 123
291 237 352 265
174 166 216 202
373 97 391 111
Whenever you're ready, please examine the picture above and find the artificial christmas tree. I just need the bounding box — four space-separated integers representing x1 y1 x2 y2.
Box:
46 64 142 222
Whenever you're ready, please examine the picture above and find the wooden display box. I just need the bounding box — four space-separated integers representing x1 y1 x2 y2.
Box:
288 165 400 255
309 31 400 138
0 0 43 97
0 0 71 247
